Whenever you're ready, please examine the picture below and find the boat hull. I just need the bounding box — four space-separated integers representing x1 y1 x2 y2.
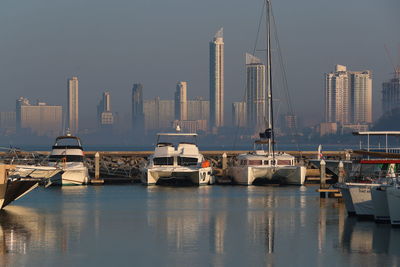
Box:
141 167 213 186
371 187 390 222
348 185 378 218
338 185 355 215
387 186 400 226
0 180 38 210
228 165 305 185
50 168 89 186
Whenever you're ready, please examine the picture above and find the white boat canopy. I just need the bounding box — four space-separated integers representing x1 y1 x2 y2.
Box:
353 131 400 136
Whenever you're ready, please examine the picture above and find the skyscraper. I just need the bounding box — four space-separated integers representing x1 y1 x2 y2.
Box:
325 65 350 124
143 98 174 132
68 76 79 134
209 27 224 129
325 65 372 124
175 81 188 121
132 83 144 134
382 67 400 114
350 70 372 123
245 53 266 130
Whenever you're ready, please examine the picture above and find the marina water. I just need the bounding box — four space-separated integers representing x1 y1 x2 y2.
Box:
1 185 399 266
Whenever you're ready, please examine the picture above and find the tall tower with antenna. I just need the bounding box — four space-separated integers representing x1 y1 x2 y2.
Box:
209 27 224 131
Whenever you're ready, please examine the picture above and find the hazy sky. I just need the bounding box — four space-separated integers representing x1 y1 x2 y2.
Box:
1 0 399 128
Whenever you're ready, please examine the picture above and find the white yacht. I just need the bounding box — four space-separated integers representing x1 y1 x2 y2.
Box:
228 138 306 185
141 133 213 186
46 134 90 185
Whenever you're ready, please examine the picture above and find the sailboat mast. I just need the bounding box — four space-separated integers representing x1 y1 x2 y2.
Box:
266 0 275 156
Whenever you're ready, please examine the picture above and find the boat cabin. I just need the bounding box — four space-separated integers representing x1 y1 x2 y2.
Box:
49 135 84 163
150 133 207 168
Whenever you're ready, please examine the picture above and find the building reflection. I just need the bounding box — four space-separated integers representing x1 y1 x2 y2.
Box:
0 187 90 265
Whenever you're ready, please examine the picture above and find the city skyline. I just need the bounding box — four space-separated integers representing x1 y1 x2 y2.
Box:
1 0 398 128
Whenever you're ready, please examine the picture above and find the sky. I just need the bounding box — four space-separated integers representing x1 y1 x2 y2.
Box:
0 0 399 128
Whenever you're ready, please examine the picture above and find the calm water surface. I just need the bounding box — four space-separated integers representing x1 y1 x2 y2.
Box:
1 185 399 266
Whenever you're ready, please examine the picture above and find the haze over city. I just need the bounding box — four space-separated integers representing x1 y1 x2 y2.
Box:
1 0 399 130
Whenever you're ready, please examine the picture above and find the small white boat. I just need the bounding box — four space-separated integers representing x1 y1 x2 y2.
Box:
141 132 213 186
47 134 90 186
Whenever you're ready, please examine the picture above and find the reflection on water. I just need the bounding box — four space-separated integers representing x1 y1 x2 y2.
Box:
0 185 399 266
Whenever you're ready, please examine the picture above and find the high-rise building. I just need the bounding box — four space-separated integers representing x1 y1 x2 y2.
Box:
232 102 246 128
143 98 174 131
175 81 188 121
68 76 79 134
350 70 372 123
382 67 400 114
97 91 114 127
245 53 266 130
325 65 350 124
325 65 372 125
16 98 62 137
132 83 145 134
209 27 224 129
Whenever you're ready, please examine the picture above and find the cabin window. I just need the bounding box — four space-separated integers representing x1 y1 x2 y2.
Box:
49 155 84 162
177 157 198 166
263 160 269 165
153 157 174 165
240 160 247 166
248 160 263 166
277 160 292 166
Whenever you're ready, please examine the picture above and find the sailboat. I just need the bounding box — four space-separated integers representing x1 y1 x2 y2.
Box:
227 0 306 185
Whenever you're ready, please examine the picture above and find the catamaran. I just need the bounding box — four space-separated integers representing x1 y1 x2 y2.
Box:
141 132 213 185
227 0 306 186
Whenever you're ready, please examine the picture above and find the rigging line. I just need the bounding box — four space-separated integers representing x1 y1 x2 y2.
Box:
270 5 301 155
232 0 265 151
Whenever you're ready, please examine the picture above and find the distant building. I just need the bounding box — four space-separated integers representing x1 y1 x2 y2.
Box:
245 53 266 130
325 65 372 125
0 111 16 135
209 28 224 129
341 123 369 134
132 83 145 135
187 97 209 123
68 76 79 134
325 65 350 124
143 98 174 131
97 92 114 128
232 102 246 128
350 70 372 123
16 98 62 137
175 81 188 121
172 120 208 133
281 114 297 133
382 67 400 114
319 122 337 136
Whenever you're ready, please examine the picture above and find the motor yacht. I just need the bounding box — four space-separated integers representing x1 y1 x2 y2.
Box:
141 132 213 185
46 134 90 185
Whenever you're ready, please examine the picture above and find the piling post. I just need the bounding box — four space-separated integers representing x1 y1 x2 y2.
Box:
320 159 326 198
338 161 344 184
222 153 227 170
95 152 100 179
